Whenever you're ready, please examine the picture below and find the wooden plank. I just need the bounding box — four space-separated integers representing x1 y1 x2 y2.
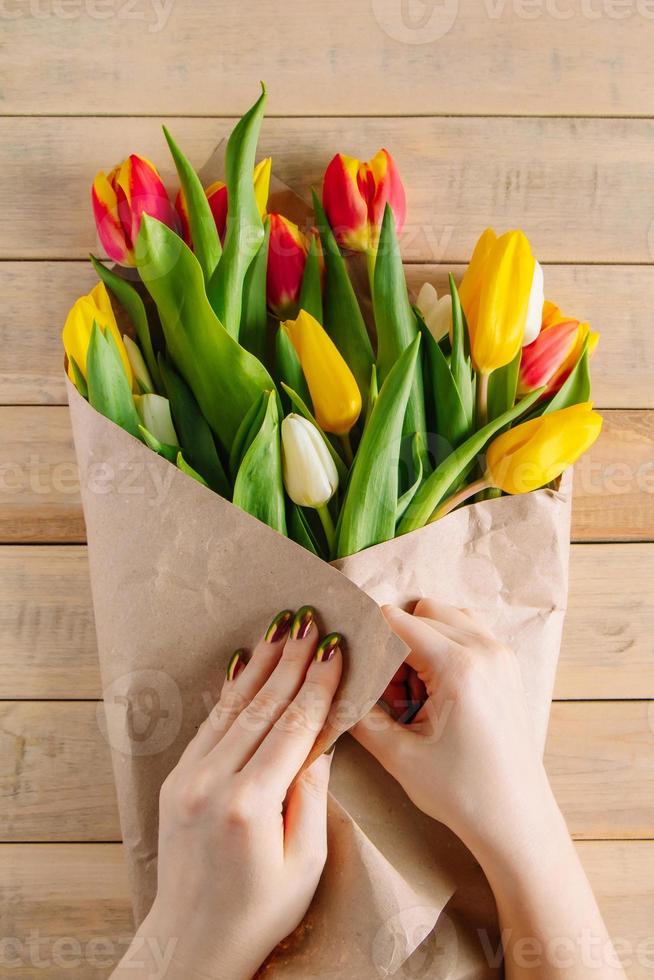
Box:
1 544 652 701
2 117 654 262
1 407 651 543
2 0 654 117
0 841 652 979
0 700 652 842
0 841 652 980
4 262 652 409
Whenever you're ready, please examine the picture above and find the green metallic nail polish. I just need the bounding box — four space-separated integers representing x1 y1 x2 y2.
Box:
291 605 316 640
265 609 293 643
315 632 342 663
226 649 245 681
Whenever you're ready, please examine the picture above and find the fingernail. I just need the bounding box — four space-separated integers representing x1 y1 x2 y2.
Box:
291 605 316 640
265 609 293 643
315 632 342 662
226 649 245 681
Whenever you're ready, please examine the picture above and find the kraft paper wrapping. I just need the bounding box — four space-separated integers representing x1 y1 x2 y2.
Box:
68 379 572 978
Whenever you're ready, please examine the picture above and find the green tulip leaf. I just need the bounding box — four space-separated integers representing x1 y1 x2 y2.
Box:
298 234 323 323
233 390 287 534
418 316 470 462
91 255 162 391
396 432 425 522
163 125 222 281
139 425 179 463
207 84 267 338
86 322 142 440
275 327 311 411
137 215 274 452
544 339 592 414
288 503 321 557
239 217 270 364
336 335 421 558
229 390 268 478
448 274 474 427
69 356 88 399
158 355 230 497
373 205 427 455
313 191 373 399
280 382 348 485
488 348 521 422
363 363 378 431
398 387 544 535
177 451 209 487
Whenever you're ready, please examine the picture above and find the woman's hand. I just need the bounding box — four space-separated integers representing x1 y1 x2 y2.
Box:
353 599 626 980
113 606 342 980
352 598 551 855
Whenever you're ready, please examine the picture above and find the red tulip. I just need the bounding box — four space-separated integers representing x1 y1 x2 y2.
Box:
92 154 177 266
519 301 599 396
267 213 309 317
322 148 406 252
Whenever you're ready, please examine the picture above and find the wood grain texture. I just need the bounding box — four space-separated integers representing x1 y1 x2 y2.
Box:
1 545 651 700
1 841 652 979
1 407 651 543
1 700 652 842
4 261 652 408
2 0 654 117
2 117 654 261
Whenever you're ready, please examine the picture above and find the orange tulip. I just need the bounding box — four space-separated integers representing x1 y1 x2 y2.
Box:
322 148 405 252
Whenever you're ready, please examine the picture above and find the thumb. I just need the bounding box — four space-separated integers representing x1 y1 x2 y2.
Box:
284 752 332 867
351 703 413 783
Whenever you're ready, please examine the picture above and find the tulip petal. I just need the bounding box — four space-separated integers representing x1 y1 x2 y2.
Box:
92 171 130 264
322 153 369 252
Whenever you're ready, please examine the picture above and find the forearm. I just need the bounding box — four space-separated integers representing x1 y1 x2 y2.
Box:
467 778 626 980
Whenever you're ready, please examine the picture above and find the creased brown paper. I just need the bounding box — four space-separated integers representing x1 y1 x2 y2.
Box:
68 379 571 979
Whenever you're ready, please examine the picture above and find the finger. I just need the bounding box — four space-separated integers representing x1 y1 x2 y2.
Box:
414 598 495 640
350 703 414 784
244 637 343 792
284 753 332 872
214 606 321 770
180 609 294 764
382 605 456 677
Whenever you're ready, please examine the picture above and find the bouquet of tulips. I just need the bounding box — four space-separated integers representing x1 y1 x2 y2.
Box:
63 85 600 562
63 86 602 976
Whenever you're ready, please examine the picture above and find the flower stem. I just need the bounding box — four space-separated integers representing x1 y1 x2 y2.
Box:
317 504 336 553
366 248 377 298
428 477 492 523
476 371 489 428
339 432 354 466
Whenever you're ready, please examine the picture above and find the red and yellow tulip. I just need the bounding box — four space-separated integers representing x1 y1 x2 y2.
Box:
322 148 406 253
176 157 271 246
92 155 177 266
267 213 310 317
519 302 599 396
62 282 133 387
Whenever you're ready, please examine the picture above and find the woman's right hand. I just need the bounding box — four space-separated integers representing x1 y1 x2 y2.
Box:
351 598 556 859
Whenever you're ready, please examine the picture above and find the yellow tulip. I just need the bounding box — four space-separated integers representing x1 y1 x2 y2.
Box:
470 230 536 375
62 282 133 388
458 227 497 331
282 310 361 435
485 402 602 495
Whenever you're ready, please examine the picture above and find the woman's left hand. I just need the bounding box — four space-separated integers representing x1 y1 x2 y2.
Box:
112 606 342 980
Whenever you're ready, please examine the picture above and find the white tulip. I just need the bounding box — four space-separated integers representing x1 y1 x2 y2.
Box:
135 394 178 446
123 335 154 394
281 414 338 508
416 281 452 342
523 261 544 346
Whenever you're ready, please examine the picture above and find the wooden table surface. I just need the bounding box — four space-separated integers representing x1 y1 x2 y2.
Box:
1 2 653 976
